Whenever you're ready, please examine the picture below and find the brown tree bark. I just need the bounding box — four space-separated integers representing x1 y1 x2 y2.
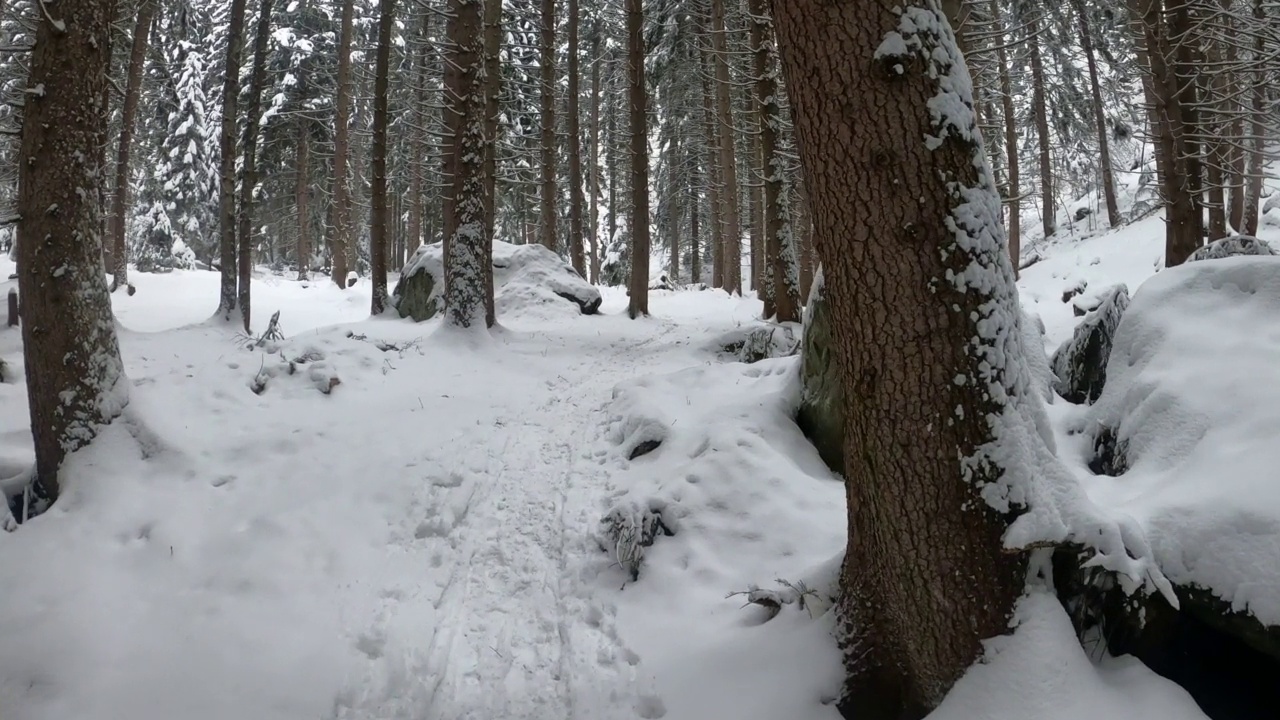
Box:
235 0 274 332
296 122 311 280
567 0 585 276
483 0 501 251
406 18 428 255
1025 8 1055 239
710 0 741 294
444 0 495 328
690 181 701 284
772 1 1027 716
1241 0 1266 236
1071 0 1120 228
329 0 355 288
369 0 394 314
217 0 247 317
108 0 154 294
539 0 558 251
17 0 128 503
750 0 797 322
626 0 649 318
796 179 814 300
992 0 1020 277
700 37 724 289
588 22 602 282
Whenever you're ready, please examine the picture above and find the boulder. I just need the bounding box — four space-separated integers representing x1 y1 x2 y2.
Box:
392 240 601 321
1049 283 1128 404
1187 235 1275 263
796 267 843 475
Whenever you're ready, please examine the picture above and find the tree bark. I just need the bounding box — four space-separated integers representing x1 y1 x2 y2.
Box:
329 0 355 288
1071 0 1119 228
1241 0 1266 236
17 0 128 503
296 122 311 280
626 0 649 317
690 180 701 284
588 23 602 282
567 0 585 276
370 0 394 314
235 0 274 332
710 0 741 294
483 0 501 254
772 1 1027 716
1025 8 1055 239
217 0 248 317
407 18 428 255
108 0 154 294
444 0 495 328
750 0 797 322
539 0 558 251
700 37 724 289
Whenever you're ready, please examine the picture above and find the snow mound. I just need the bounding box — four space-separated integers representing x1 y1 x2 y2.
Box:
1187 235 1275 263
598 357 843 584
711 322 800 364
393 240 601 322
1084 255 1280 626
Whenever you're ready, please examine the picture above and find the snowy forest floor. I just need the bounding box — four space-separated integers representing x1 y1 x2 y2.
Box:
3 204 1274 719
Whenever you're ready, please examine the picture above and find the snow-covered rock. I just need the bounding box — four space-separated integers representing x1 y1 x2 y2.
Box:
1084 256 1280 633
1049 284 1129 404
1187 235 1275 263
392 240 602 322
712 322 800 364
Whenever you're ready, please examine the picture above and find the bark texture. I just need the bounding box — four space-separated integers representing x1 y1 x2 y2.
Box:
329 0 355 287
236 0 275 332
710 0 741 294
17 0 128 502
1071 0 1119 228
771 2 1028 716
217 0 247 316
626 0 649 318
108 0 154 293
539 0 558 251
567 0 585 277
369 0 394 314
296 122 311 280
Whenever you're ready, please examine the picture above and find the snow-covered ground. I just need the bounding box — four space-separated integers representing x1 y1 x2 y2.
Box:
5 197 1276 720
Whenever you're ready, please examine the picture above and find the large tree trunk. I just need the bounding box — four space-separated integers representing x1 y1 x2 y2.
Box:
296 122 311 280
108 0 154 294
567 0 585 276
539 0 558 251
235 0 274 332
1241 0 1266 236
626 0 649 318
330 0 355 288
796 180 814 300
992 0 1020 276
751 0 797 322
690 180 701 284
16 0 128 504
700 37 724 289
369 0 394 314
1071 0 1119 228
710 0 741 294
407 18 428 256
217 0 247 317
772 2 1027 716
444 0 495 328
483 0 501 253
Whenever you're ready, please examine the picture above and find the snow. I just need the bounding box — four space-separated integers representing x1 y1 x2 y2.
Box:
0 220 1265 720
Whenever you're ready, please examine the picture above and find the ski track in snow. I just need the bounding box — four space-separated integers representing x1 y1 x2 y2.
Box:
330 322 680 720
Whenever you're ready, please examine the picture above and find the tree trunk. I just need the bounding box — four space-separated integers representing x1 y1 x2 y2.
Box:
539 0 558 251
751 0 797 322
483 0 501 252
369 0 394 314
296 123 311 280
16 0 128 504
444 0 494 328
1171 1 1204 246
330 0 355 288
108 0 154 294
1026 9 1055 239
1071 0 1119 228
407 19 428 255
567 0 585 276
1224 0 1245 233
772 1 1027 716
796 180 813 300
710 0 741 294
690 181 701 284
588 24 602 282
1241 0 1266 236
607 89 618 253
992 0 1020 277
626 0 649 318
235 0 274 332
217 0 247 316
701 37 724 289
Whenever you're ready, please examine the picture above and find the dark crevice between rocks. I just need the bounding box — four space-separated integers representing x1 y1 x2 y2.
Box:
1054 546 1280 720
1088 424 1129 477
554 290 601 315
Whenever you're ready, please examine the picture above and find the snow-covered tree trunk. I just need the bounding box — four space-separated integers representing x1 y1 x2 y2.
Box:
108 0 155 293
443 0 494 329
772 1 1028 715
588 23 602 283
710 0 741 295
369 0 394 314
539 0 558 252
16 0 128 503
406 19 427 257
567 0 585 277
625 0 649 318
217 0 247 319
329 0 355 288
700 35 724 289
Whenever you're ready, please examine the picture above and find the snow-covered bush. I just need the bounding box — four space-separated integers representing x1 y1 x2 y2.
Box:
1187 235 1275 263
392 241 602 322
1050 284 1129 404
